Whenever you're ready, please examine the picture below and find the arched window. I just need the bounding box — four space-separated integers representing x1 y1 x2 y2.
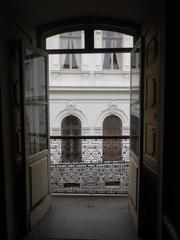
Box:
61 115 82 162
103 115 122 161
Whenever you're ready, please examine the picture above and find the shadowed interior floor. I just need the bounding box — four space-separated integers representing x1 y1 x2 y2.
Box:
24 196 141 240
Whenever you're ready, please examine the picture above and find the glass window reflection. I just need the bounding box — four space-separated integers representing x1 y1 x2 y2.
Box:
24 48 48 156
25 49 46 102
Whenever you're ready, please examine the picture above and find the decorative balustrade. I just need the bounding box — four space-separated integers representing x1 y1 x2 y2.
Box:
50 136 130 194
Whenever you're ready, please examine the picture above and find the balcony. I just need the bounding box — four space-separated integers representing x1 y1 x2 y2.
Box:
50 136 130 194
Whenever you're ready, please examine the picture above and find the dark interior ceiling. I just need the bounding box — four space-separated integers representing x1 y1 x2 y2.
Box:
7 0 160 29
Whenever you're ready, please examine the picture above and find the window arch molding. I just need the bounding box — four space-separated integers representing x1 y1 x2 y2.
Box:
94 109 129 135
38 16 139 48
103 115 122 136
61 115 82 135
53 107 90 134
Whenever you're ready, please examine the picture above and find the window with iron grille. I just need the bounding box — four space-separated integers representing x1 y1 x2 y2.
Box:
61 115 82 162
103 115 122 161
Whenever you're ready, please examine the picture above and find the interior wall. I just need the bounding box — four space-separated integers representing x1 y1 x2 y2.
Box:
0 91 7 240
162 1 179 239
0 3 171 240
0 5 37 240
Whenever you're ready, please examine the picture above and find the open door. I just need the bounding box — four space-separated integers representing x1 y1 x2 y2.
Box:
129 38 143 231
19 40 51 229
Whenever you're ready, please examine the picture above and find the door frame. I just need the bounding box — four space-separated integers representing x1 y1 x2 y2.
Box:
0 90 7 240
129 37 144 233
21 22 143 235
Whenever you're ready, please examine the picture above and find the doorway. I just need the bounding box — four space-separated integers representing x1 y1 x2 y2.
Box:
47 30 133 195
21 27 142 240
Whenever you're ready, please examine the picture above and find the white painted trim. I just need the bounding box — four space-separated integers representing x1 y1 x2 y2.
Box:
54 106 90 131
95 107 129 135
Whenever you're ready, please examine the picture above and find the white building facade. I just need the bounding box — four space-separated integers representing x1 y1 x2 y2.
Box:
47 30 133 136
47 30 133 194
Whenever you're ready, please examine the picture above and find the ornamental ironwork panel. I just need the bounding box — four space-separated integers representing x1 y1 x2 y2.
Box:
50 136 130 194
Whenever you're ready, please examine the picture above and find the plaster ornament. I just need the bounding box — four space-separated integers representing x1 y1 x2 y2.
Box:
108 101 118 114
66 102 76 114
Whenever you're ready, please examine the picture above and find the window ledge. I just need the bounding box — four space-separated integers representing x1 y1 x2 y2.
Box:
50 70 130 75
50 70 91 75
94 70 130 75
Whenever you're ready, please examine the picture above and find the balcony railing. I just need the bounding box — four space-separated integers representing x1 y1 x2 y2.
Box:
50 136 130 194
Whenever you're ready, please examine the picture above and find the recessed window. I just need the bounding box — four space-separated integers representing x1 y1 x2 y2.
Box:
103 115 122 161
94 30 133 70
46 31 84 50
47 31 83 70
47 30 133 72
103 52 121 70
61 115 82 162
94 30 133 49
102 31 123 69
102 31 123 48
60 53 80 70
